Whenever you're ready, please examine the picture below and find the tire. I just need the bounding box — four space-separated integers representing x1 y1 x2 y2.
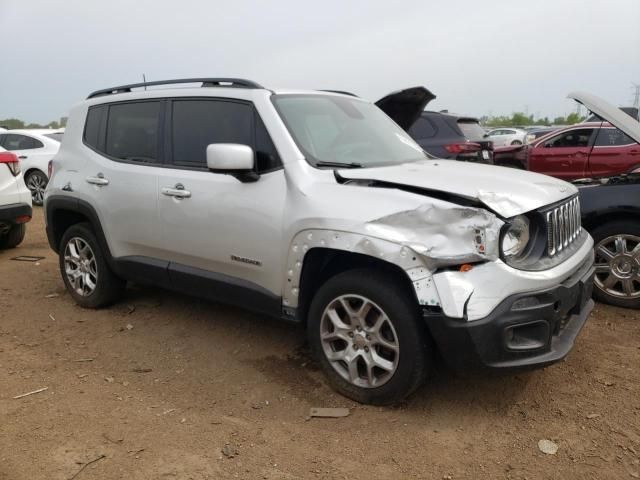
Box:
25 170 48 206
510 140 522 146
59 222 125 308
590 220 640 309
308 268 430 405
0 224 26 249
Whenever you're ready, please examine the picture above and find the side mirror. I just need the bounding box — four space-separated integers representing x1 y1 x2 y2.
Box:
206 143 258 182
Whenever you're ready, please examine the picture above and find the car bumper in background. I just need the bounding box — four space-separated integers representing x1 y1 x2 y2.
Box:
0 203 32 224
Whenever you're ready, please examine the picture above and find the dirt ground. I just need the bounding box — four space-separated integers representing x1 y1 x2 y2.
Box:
0 209 639 480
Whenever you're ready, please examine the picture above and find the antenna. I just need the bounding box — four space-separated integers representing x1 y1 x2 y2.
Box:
143 74 147 91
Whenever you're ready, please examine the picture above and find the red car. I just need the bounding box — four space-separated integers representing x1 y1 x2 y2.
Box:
496 122 640 180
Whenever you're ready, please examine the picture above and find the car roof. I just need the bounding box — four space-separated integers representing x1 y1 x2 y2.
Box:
2 129 64 136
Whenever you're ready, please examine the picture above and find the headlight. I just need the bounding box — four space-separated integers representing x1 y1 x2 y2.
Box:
502 215 530 259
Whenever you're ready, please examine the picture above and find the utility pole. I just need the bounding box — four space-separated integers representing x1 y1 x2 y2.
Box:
632 82 640 108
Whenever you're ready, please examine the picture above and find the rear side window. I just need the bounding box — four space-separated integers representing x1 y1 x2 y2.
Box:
84 106 104 149
171 99 252 167
0 134 43 150
595 128 636 147
106 101 160 163
408 117 437 140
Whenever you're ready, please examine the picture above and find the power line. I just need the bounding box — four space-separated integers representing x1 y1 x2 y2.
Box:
632 82 640 108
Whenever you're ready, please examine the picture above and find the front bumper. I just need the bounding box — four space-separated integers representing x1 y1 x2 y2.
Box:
426 256 594 371
0 203 32 224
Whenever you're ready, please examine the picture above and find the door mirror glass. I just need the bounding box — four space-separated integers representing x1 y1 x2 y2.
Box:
206 143 258 182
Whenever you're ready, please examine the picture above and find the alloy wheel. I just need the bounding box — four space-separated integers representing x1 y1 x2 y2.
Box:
320 294 399 388
26 172 47 205
64 237 98 296
594 234 640 299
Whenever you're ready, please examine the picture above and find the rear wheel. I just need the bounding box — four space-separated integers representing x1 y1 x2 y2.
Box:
308 269 430 405
59 223 125 308
25 170 48 206
591 220 640 309
0 224 26 249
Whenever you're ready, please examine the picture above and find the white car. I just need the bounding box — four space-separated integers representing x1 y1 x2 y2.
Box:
0 146 32 248
485 128 527 147
44 78 595 404
0 129 63 205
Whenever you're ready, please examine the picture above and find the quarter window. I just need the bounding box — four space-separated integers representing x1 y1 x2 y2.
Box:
594 128 635 147
408 117 437 140
84 106 104 150
105 101 160 163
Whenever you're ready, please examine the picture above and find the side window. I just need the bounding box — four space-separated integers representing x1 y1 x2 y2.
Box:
2 134 44 150
171 99 252 167
544 129 593 148
83 106 104 150
408 117 437 140
0 134 6 147
105 101 160 163
255 114 282 173
594 128 635 147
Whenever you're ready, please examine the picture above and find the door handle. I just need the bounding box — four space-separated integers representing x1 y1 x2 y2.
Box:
630 150 640 156
86 174 109 186
161 184 191 199
18 155 27 160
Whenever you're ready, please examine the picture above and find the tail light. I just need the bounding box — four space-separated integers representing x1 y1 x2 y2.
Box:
444 142 482 154
48 159 53 178
0 151 20 176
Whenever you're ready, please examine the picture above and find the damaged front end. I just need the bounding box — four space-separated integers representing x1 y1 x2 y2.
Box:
283 201 504 318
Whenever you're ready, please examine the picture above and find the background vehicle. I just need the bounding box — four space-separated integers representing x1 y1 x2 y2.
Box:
485 127 527 146
578 174 640 308
0 129 63 205
375 89 494 163
0 147 32 248
525 127 558 143
586 106 639 122
45 79 593 405
494 121 640 179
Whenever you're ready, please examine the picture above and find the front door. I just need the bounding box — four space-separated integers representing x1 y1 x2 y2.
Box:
156 98 286 297
529 127 595 180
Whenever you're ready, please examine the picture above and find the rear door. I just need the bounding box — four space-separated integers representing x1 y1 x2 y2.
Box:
156 97 286 297
588 127 640 177
80 101 164 261
528 127 595 179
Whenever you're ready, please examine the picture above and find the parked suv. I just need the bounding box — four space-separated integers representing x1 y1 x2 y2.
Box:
0 147 32 248
45 78 595 404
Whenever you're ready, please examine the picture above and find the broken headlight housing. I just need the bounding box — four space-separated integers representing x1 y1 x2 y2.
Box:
501 215 530 260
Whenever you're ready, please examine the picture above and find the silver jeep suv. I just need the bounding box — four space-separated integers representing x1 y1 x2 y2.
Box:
44 78 595 404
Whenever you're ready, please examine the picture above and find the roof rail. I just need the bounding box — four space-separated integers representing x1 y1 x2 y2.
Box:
87 78 264 99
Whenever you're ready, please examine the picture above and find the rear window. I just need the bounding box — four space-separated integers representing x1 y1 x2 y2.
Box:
457 120 486 140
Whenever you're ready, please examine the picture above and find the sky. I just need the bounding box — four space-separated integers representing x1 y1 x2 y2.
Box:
1 0 639 124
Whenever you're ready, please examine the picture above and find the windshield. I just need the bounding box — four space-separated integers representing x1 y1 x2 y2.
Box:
272 94 427 168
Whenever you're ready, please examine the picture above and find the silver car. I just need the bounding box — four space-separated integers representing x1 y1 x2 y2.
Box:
44 78 595 404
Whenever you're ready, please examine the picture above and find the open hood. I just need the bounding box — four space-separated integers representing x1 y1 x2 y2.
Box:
568 91 640 144
338 160 576 218
375 86 436 131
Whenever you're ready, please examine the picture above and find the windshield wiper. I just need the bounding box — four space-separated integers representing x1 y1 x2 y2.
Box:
315 161 363 169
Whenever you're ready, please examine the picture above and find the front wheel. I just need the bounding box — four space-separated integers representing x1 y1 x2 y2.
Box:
308 269 431 405
591 220 640 309
510 140 523 145
25 170 48 206
59 223 125 308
